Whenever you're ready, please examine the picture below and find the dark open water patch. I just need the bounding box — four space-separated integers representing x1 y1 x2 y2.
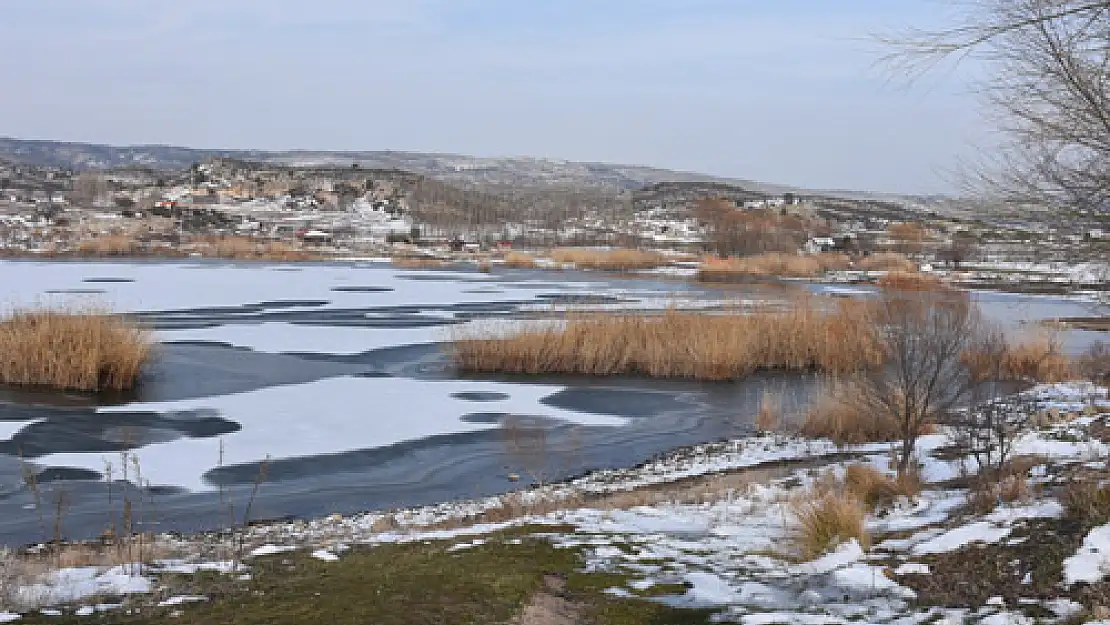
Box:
396 274 492 283
451 391 510 402
331 286 394 293
0 408 241 458
82 277 135 283
541 387 693 418
534 293 626 305
353 371 393 378
34 467 102 483
254 300 330 309
459 412 510 424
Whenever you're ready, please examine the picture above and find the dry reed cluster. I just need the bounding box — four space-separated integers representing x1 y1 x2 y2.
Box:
800 381 903 444
697 252 851 281
0 308 152 392
502 251 537 269
195 236 314 261
75 235 140 257
550 248 666 271
453 300 881 381
856 252 918 273
875 272 942 290
392 256 453 269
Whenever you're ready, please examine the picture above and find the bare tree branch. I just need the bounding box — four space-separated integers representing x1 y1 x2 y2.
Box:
883 0 1110 212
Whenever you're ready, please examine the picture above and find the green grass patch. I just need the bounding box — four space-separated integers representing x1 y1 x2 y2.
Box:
20 530 715 625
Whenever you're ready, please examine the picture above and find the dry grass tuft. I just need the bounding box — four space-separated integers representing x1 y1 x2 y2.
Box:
792 491 869 559
75 235 139 257
963 333 1072 383
800 381 902 444
968 473 1031 514
697 252 850 281
1003 335 1071 383
550 248 666 271
1062 480 1110 524
452 299 882 381
967 457 1038 514
755 391 783 432
0 308 152 392
843 464 919 509
503 251 537 269
856 252 917 273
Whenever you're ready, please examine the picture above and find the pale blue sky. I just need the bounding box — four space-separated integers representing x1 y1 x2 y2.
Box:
0 1 983 193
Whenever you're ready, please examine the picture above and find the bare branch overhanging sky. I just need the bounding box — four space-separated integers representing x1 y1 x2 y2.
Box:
0 1 984 194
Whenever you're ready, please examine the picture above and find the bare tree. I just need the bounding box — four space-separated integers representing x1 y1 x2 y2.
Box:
948 331 1035 477
857 284 986 475
884 0 1110 212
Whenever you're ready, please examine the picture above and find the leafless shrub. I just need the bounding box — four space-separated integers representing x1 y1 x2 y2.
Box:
854 284 986 474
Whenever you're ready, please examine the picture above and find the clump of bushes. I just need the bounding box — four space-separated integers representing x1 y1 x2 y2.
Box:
0 308 152 392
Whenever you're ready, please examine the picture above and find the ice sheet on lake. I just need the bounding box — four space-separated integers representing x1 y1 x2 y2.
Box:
34 376 627 492
158 322 451 355
158 319 563 355
0 420 37 440
0 261 610 314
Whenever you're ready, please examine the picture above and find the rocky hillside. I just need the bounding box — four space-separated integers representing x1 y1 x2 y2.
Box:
0 137 790 193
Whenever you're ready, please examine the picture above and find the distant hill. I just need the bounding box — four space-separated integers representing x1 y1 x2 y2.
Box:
0 137 805 195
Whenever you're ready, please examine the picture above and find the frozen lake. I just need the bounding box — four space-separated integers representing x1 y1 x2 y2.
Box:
0 259 1102 545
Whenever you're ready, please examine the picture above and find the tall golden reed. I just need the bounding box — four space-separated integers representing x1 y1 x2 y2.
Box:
452 298 881 381
0 308 152 392
550 248 666 271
